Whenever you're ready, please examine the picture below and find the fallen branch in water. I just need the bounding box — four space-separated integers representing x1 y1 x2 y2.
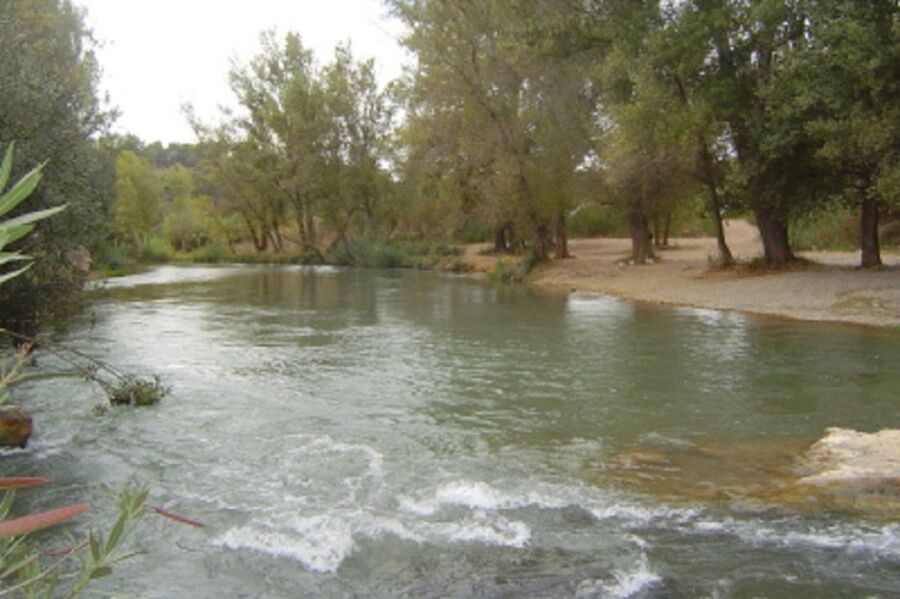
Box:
0 328 169 409
149 506 205 528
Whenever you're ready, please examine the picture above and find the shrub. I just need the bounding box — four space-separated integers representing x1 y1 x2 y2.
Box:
188 243 231 263
137 237 175 263
791 207 858 251
488 251 538 284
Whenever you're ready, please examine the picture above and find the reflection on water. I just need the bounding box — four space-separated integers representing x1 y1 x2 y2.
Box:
4 266 900 598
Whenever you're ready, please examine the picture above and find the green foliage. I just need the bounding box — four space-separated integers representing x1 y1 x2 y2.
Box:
0 144 66 286
791 207 860 252
187 243 231 264
488 252 537 284
162 196 215 252
0 0 114 328
113 151 160 246
106 375 168 408
0 480 146 597
330 239 461 269
569 204 628 238
137 237 175 263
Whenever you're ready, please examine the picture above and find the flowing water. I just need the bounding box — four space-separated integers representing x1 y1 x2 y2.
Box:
4 265 900 597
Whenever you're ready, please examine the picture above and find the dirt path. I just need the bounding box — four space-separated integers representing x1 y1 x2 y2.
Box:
463 221 900 327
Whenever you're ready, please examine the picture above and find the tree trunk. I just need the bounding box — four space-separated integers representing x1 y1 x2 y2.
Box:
554 210 570 259
754 207 794 265
710 202 734 267
860 195 882 267
531 222 551 262
271 218 284 253
629 204 655 263
697 141 734 267
305 209 317 252
662 211 672 248
241 212 264 252
493 224 509 253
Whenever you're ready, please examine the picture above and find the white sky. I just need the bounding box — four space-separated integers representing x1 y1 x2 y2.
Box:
79 0 409 144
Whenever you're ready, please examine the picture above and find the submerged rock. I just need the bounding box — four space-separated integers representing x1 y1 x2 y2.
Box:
794 428 900 514
0 405 33 448
604 428 900 519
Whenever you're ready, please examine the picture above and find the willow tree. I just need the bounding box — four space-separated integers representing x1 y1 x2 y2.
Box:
393 0 598 260
227 32 325 253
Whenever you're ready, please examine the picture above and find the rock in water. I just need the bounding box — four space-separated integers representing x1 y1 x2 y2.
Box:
604 428 900 518
0 406 33 448
797 427 900 510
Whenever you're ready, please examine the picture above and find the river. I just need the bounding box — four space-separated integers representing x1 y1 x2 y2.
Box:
6 265 900 597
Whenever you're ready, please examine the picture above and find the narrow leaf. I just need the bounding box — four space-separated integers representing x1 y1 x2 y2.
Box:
0 252 29 266
0 144 12 191
0 204 66 231
0 165 43 218
89 530 101 561
0 491 14 520
0 224 34 249
0 477 52 490
105 514 126 554
0 502 90 539
0 264 31 286
90 565 113 579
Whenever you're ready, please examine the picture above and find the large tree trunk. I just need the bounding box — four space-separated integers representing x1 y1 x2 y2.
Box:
554 209 570 259
860 195 882 267
531 222 551 262
629 204 655 263
493 223 509 253
754 207 794 265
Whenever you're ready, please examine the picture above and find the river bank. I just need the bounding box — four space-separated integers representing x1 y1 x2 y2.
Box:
463 220 900 328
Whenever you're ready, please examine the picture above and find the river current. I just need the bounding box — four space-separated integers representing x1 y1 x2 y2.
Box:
5 265 899 597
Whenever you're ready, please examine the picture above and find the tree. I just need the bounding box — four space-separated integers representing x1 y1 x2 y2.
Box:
787 0 900 267
112 151 160 246
0 0 114 328
393 0 594 260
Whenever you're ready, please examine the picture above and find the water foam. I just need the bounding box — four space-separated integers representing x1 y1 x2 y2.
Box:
576 554 661 599
398 479 576 516
689 518 900 558
214 515 355 573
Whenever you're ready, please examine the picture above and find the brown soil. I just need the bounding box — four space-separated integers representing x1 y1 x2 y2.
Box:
462 220 900 327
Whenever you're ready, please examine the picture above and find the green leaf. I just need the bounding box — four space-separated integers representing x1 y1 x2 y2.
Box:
0 204 66 232
0 224 35 250
88 531 101 562
0 165 44 218
0 490 15 520
132 487 149 513
90 565 113 579
0 144 13 191
0 264 31 286
0 251 29 267
105 514 126 554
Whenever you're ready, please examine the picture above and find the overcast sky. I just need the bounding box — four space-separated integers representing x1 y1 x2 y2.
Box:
80 0 409 145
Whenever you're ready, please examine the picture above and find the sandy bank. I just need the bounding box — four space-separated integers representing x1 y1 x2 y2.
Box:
463 220 900 328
